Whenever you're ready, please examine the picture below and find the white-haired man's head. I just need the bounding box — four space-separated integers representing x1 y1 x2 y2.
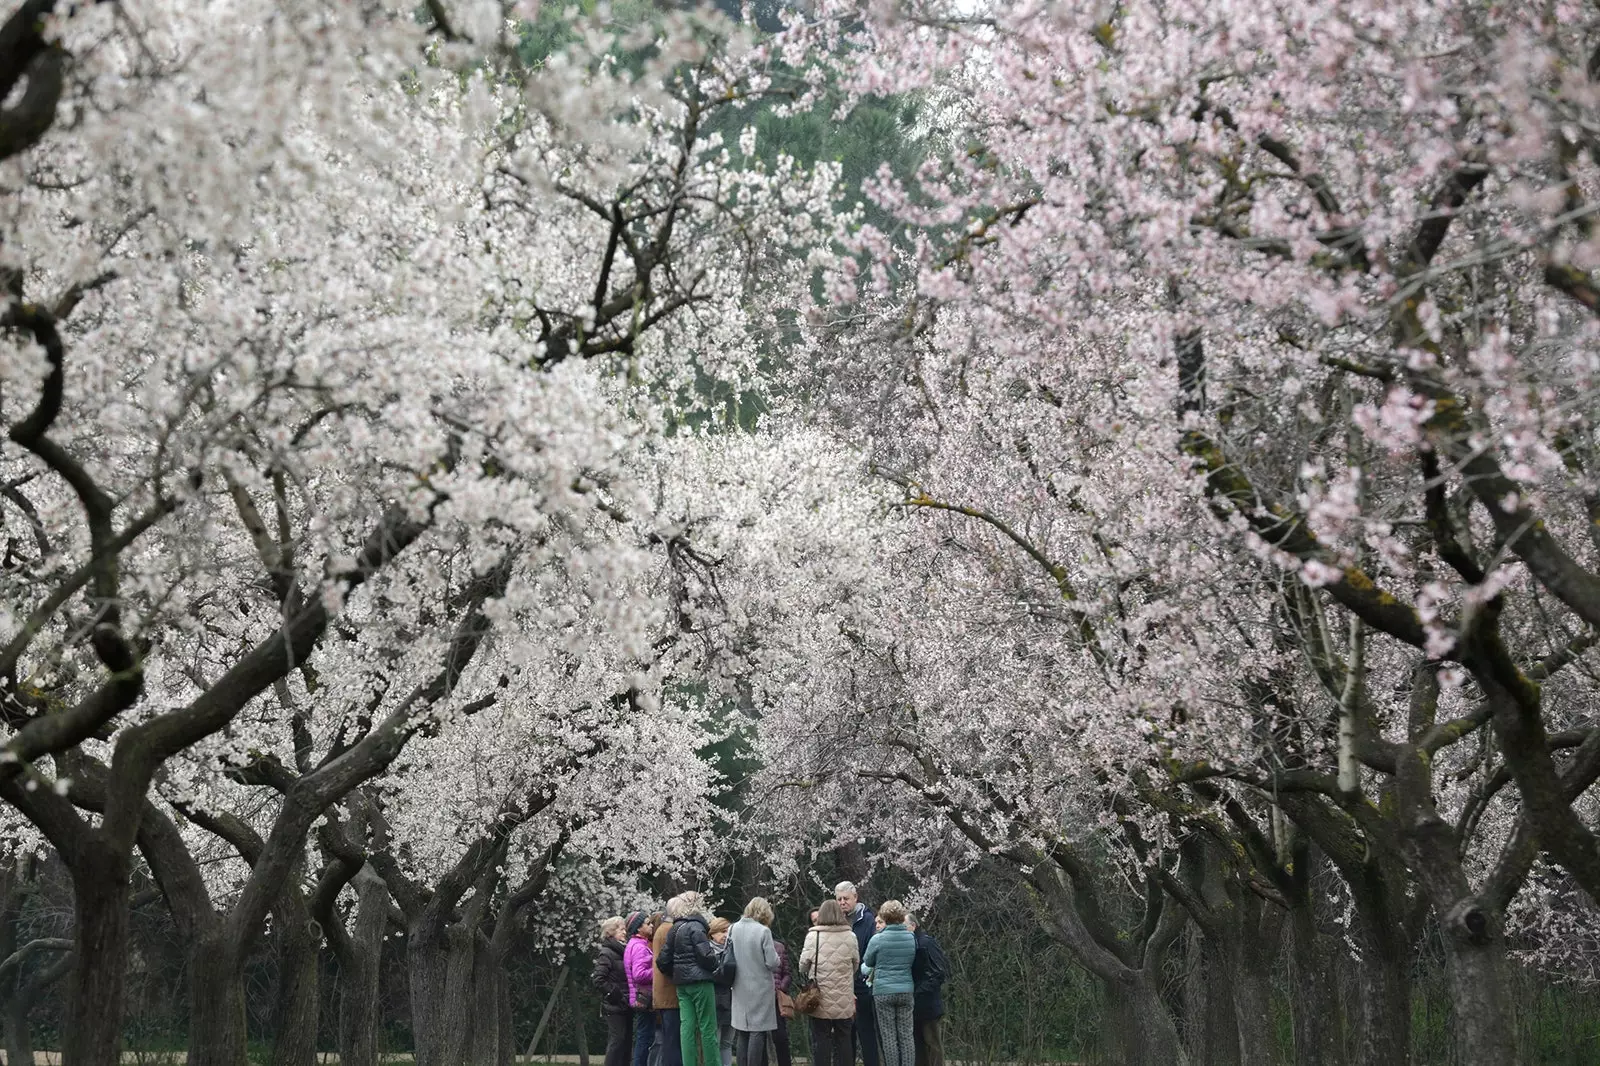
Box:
665 894 689 919
834 881 859 913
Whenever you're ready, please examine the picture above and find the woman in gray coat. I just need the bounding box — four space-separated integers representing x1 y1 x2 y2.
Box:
729 897 783 1066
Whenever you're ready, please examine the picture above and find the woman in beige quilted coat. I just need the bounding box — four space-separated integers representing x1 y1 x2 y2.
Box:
798 900 859 1066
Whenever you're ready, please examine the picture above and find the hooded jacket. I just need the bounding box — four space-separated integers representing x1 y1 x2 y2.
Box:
593 938 630 1014
667 913 719 985
625 930 656 1009
797 923 859 1020
861 925 916 997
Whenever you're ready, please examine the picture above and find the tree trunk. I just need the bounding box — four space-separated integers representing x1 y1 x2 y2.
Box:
1201 933 1241 1066
1230 892 1282 1066
1180 928 1205 1060
575 992 591 1066
470 936 502 1066
271 891 321 1066
338 866 389 1066
1099 976 1135 1066
1231 939 1276 1066
10 951 74 1066
63 842 130 1066
0 867 27 1066
186 924 249 1066
1124 971 1190 1066
410 925 477 1066
1352 924 1409 1066
496 960 516 1066
1435 909 1519 1065
2 989 32 1066
1287 890 1345 1066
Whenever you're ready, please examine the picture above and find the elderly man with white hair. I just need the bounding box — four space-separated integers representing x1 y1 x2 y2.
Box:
835 881 878 1066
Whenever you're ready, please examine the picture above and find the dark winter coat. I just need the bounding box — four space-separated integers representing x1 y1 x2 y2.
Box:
667 913 719 985
773 940 792 994
911 930 949 1020
849 904 876 997
713 940 733 1024
594 938 630 1015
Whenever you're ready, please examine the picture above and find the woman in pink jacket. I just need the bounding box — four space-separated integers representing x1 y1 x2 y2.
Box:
625 912 661 1066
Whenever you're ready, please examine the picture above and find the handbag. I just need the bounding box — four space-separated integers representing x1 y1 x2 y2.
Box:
791 931 823 1015
712 937 738 987
776 989 796 1019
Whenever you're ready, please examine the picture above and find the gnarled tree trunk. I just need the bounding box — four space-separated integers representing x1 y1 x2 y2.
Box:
410 923 479 1066
470 936 505 1066
271 887 321 1066
1199 933 1241 1066
1287 852 1346 1066
63 843 131 1066
1125 971 1189 1066
186 922 249 1066
1230 888 1282 1066
1352 917 1410 1066
338 865 390 1066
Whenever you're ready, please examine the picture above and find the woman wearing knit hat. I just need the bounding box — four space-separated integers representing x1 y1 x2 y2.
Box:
626 912 661 1066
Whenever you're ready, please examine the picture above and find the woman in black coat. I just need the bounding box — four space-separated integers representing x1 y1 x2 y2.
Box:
595 916 634 1066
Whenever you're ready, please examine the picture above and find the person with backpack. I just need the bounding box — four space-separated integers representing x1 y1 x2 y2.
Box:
798 899 859 1066
595 916 634 1066
906 913 948 1066
654 899 684 1066
860 901 916 1066
661 892 720 1066
729 898 783 1066
626 912 661 1066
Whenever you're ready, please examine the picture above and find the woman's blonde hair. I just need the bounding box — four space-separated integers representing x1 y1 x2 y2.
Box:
743 897 774 925
816 899 845 926
708 916 731 936
600 915 627 939
878 900 907 925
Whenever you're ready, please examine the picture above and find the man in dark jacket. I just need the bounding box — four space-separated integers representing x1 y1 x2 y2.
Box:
664 894 721 1066
906 914 948 1066
836 881 878 1066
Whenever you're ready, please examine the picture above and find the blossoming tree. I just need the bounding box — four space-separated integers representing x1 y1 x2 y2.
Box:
0 1 850 1062
759 1 1600 1064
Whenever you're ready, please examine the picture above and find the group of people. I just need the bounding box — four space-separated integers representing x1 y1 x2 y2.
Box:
593 882 949 1066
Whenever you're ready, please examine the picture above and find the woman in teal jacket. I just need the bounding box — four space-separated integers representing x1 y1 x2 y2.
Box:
860 900 917 1066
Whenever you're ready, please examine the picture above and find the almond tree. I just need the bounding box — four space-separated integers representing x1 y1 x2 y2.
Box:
766 2 1600 1064
0 2 846 1063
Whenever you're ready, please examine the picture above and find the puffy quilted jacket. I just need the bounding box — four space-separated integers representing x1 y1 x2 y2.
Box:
667 913 718 985
797 924 859 1020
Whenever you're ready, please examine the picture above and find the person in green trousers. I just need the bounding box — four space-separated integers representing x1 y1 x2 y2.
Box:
663 892 721 1066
